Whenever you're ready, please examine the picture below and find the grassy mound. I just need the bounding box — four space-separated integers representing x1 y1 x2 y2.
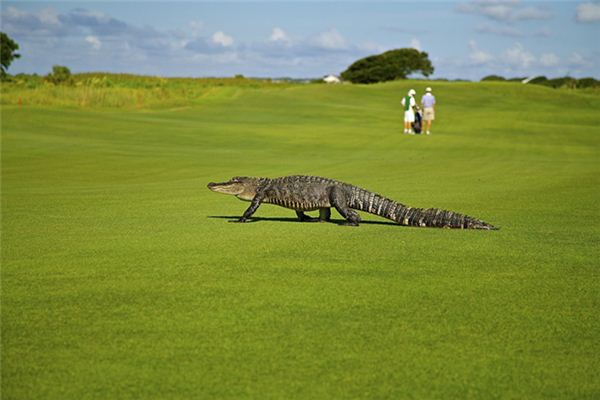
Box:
2 81 599 398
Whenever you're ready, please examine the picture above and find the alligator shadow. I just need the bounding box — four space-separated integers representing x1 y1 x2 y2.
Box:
208 215 397 226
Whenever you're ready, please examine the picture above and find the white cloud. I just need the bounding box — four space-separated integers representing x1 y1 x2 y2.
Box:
85 35 102 50
38 8 61 27
269 27 291 44
512 6 552 20
569 52 593 67
470 51 494 65
576 2 600 22
504 42 535 68
5 6 27 19
464 40 564 72
59 8 131 35
539 53 559 67
476 23 522 37
462 41 595 77
211 31 233 47
189 21 204 36
409 37 421 51
481 4 513 20
3 6 66 36
468 40 494 65
457 1 551 21
314 28 347 50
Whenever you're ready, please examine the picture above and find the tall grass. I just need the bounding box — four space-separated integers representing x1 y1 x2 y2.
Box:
2 85 213 108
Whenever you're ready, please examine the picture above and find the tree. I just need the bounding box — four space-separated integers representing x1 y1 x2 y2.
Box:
341 48 434 84
545 77 577 89
576 77 600 89
46 65 73 85
481 75 506 81
528 76 548 85
1 32 21 76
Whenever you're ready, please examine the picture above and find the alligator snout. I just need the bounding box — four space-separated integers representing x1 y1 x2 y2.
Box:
207 181 230 192
208 181 228 189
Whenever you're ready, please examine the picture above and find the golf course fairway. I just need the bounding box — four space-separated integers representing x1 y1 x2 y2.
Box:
2 80 599 398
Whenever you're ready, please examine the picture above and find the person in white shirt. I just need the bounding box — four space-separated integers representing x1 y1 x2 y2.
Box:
421 87 436 135
401 89 417 134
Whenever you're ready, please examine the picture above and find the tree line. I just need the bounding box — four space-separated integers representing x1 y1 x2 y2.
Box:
481 75 599 89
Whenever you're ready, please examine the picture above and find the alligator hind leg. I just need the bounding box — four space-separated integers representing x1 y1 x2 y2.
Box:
329 187 361 226
319 208 331 222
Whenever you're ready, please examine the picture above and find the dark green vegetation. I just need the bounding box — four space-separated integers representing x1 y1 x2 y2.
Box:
481 74 600 89
45 65 74 85
0 31 21 76
2 80 599 398
341 48 434 84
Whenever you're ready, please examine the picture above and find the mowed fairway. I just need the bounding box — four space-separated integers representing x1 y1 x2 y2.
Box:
2 81 599 399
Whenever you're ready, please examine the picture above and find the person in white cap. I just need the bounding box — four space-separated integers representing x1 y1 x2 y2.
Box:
421 87 436 135
401 89 417 134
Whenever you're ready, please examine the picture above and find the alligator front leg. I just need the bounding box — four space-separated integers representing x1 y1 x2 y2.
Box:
234 193 264 222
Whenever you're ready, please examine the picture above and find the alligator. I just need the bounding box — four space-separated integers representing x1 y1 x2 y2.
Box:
207 175 497 229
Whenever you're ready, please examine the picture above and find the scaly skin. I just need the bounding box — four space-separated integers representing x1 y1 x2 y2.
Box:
207 175 497 229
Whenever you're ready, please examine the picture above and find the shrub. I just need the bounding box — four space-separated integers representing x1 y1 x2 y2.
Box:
46 65 73 85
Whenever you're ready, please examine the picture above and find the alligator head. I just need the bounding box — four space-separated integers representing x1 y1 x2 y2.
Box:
207 176 262 201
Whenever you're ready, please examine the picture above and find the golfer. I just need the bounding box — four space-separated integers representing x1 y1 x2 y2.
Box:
402 89 417 134
421 87 436 135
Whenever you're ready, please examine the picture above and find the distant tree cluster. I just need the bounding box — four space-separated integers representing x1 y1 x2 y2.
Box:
341 48 434 84
481 75 599 89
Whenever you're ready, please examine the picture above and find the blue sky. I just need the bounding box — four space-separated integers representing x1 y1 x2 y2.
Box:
2 1 599 80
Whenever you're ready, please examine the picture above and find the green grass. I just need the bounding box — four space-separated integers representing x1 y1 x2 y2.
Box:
2 81 599 399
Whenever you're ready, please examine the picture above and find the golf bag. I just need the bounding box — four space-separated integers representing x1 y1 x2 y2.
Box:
412 107 423 134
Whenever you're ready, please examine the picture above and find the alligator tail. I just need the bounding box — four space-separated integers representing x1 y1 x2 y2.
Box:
349 188 498 230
